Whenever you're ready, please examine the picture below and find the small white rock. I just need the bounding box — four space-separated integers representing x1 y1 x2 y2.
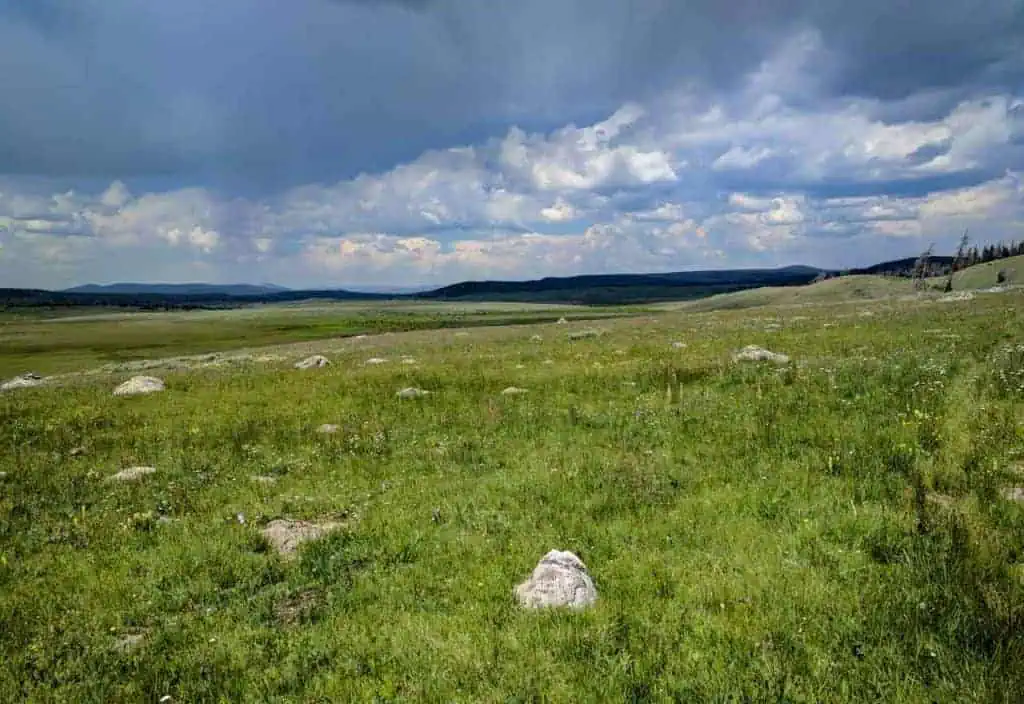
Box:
732 345 790 364
365 357 388 365
397 387 430 399
294 355 330 370
671 341 687 349
1 372 46 392
112 376 165 397
109 466 157 482
501 386 528 396
316 423 340 434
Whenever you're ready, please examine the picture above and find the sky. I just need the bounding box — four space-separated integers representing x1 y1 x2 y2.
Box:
0 0 1022 290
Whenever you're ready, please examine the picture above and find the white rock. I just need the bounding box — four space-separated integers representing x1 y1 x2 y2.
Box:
397 387 430 399
109 466 157 481
1002 487 1024 502
732 345 790 364
671 341 687 349
261 519 342 558
401 357 418 365
112 376 165 397
530 335 543 342
556 317 568 324
515 550 597 610
294 355 330 370
316 424 340 434
568 329 600 340
1 372 46 391
365 357 388 365
501 386 528 395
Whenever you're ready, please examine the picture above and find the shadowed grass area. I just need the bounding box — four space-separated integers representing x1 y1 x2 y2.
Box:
1 291 1023 701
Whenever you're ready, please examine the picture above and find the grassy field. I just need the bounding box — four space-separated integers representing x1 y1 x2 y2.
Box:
0 301 631 379
2 291 1024 702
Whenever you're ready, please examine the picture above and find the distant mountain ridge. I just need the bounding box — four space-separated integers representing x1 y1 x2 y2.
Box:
5 265 833 308
419 265 828 304
64 283 290 296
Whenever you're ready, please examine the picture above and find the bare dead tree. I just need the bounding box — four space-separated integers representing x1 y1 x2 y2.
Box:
944 229 969 293
913 242 935 291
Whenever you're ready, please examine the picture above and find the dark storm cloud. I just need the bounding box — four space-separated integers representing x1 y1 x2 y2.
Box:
0 0 1020 190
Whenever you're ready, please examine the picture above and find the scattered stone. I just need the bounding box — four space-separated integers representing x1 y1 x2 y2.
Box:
250 475 278 484
857 311 875 318
109 466 157 482
925 493 956 509
112 376 165 397
733 345 790 364
401 357 418 365
1002 487 1024 502
397 387 430 399
113 631 147 653
294 355 330 370
69 446 88 457
501 386 529 395
556 317 568 324
514 550 597 610
671 341 687 349
1 372 45 391
542 359 554 365
260 519 343 558
454 332 470 337
515 364 526 370
530 335 543 342
316 423 340 434
365 357 388 365
568 329 601 340
274 588 322 626
938 291 975 303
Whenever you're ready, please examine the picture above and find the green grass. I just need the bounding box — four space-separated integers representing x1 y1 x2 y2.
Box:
0 301 631 378
1 293 1023 701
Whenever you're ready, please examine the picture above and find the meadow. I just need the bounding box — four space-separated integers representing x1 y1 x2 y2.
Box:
1 285 1023 702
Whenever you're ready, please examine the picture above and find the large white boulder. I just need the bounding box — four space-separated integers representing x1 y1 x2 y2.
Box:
112 376 165 397
515 550 597 610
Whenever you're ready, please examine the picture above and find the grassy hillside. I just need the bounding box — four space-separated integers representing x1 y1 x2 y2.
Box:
2 291 1023 701
656 275 914 312
946 254 1024 290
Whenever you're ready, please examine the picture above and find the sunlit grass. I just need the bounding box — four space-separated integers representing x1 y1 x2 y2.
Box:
1 292 1023 701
